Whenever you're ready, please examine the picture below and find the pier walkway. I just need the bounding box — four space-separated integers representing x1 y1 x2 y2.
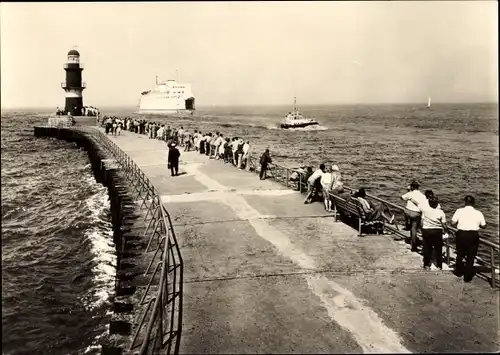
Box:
104 128 498 353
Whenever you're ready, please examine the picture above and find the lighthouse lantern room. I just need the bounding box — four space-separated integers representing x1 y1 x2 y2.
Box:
61 49 86 116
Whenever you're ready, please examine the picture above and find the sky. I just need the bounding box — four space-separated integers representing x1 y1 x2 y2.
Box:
1 1 498 108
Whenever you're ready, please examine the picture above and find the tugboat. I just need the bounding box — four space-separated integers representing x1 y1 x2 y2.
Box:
280 97 319 129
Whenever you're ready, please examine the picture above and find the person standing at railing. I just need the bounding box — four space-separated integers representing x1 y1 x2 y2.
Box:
168 143 181 177
236 139 244 167
212 132 221 159
451 195 486 282
116 119 122 135
423 190 442 209
241 140 250 170
184 130 192 152
231 137 239 165
193 130 200 152
401 181 427 252
178 126 185 146
216 133 225 159
408 195 447 270
320 166 333 211
205 133 212 156
328 165 344 194
224 138 232 163
259 149 272 180
105 118 112 135
298 167 313 192
304 164 326 204
199 133 206 154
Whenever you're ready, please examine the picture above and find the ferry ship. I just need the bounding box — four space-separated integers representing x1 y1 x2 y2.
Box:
280 97 319 129
137 76 195 114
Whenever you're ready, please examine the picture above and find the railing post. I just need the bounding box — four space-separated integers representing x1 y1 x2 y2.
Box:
491 246 496 288
446 237 450 266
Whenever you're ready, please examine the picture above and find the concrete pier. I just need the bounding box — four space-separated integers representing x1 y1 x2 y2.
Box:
34 125 499 354
104 129 498 354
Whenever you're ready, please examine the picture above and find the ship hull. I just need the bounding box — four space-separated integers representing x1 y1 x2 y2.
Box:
136 108 195 116
280 121 319 129
138 92 195 114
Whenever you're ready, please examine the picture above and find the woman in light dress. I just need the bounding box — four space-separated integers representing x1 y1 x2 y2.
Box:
321 164 343 212
320 166 333 211
116 120 122 135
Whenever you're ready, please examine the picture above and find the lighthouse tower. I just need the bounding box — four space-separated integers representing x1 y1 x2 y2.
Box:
61 49 85 116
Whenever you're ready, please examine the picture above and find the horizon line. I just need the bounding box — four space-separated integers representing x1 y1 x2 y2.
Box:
2 101 498 111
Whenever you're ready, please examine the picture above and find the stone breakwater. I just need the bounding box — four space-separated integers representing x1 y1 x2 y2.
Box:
34 126 173 355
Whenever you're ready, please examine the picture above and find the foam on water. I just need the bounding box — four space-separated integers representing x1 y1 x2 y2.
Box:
82 184 116 310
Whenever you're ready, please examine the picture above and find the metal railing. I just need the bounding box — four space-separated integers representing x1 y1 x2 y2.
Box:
61 81 87 89
73 127 183 354
246 155 499 288
63 62 84 69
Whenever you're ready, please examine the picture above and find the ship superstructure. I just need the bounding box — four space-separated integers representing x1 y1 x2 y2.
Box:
138 76 195 114
280 97 319 129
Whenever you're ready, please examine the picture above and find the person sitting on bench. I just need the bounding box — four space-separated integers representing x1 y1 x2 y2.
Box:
353 188 395 224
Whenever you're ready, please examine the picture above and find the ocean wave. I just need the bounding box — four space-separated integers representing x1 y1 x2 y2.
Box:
2 116 115 355
81 185 116 311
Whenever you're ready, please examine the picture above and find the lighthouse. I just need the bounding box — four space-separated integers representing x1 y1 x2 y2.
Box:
61 49 85 116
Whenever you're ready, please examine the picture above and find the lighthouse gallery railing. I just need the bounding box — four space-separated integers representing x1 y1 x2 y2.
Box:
78 127 183 354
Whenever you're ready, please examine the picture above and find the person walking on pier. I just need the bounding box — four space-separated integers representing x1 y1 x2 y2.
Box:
401 181 427 252
168 143 181 177
451 195 486 282
304 164 326 204
259 149 272 180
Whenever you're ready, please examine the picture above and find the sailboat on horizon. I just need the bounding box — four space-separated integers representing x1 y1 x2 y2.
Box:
427 96 432 108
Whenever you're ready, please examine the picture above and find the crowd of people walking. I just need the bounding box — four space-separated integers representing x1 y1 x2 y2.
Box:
100 115 488 283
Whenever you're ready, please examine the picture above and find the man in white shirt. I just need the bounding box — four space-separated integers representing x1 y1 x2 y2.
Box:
214 133 224 159
231 138 239 166
401 181 427 252
304 164 326 204
451 195 486 282
242 141 250 170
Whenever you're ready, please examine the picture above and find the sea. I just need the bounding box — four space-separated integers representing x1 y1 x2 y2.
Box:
1 103 498 354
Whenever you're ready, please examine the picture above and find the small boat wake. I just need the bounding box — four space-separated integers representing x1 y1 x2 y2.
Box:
289 124 328 131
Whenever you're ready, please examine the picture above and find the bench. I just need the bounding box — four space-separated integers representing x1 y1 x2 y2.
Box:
330 194 385 236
